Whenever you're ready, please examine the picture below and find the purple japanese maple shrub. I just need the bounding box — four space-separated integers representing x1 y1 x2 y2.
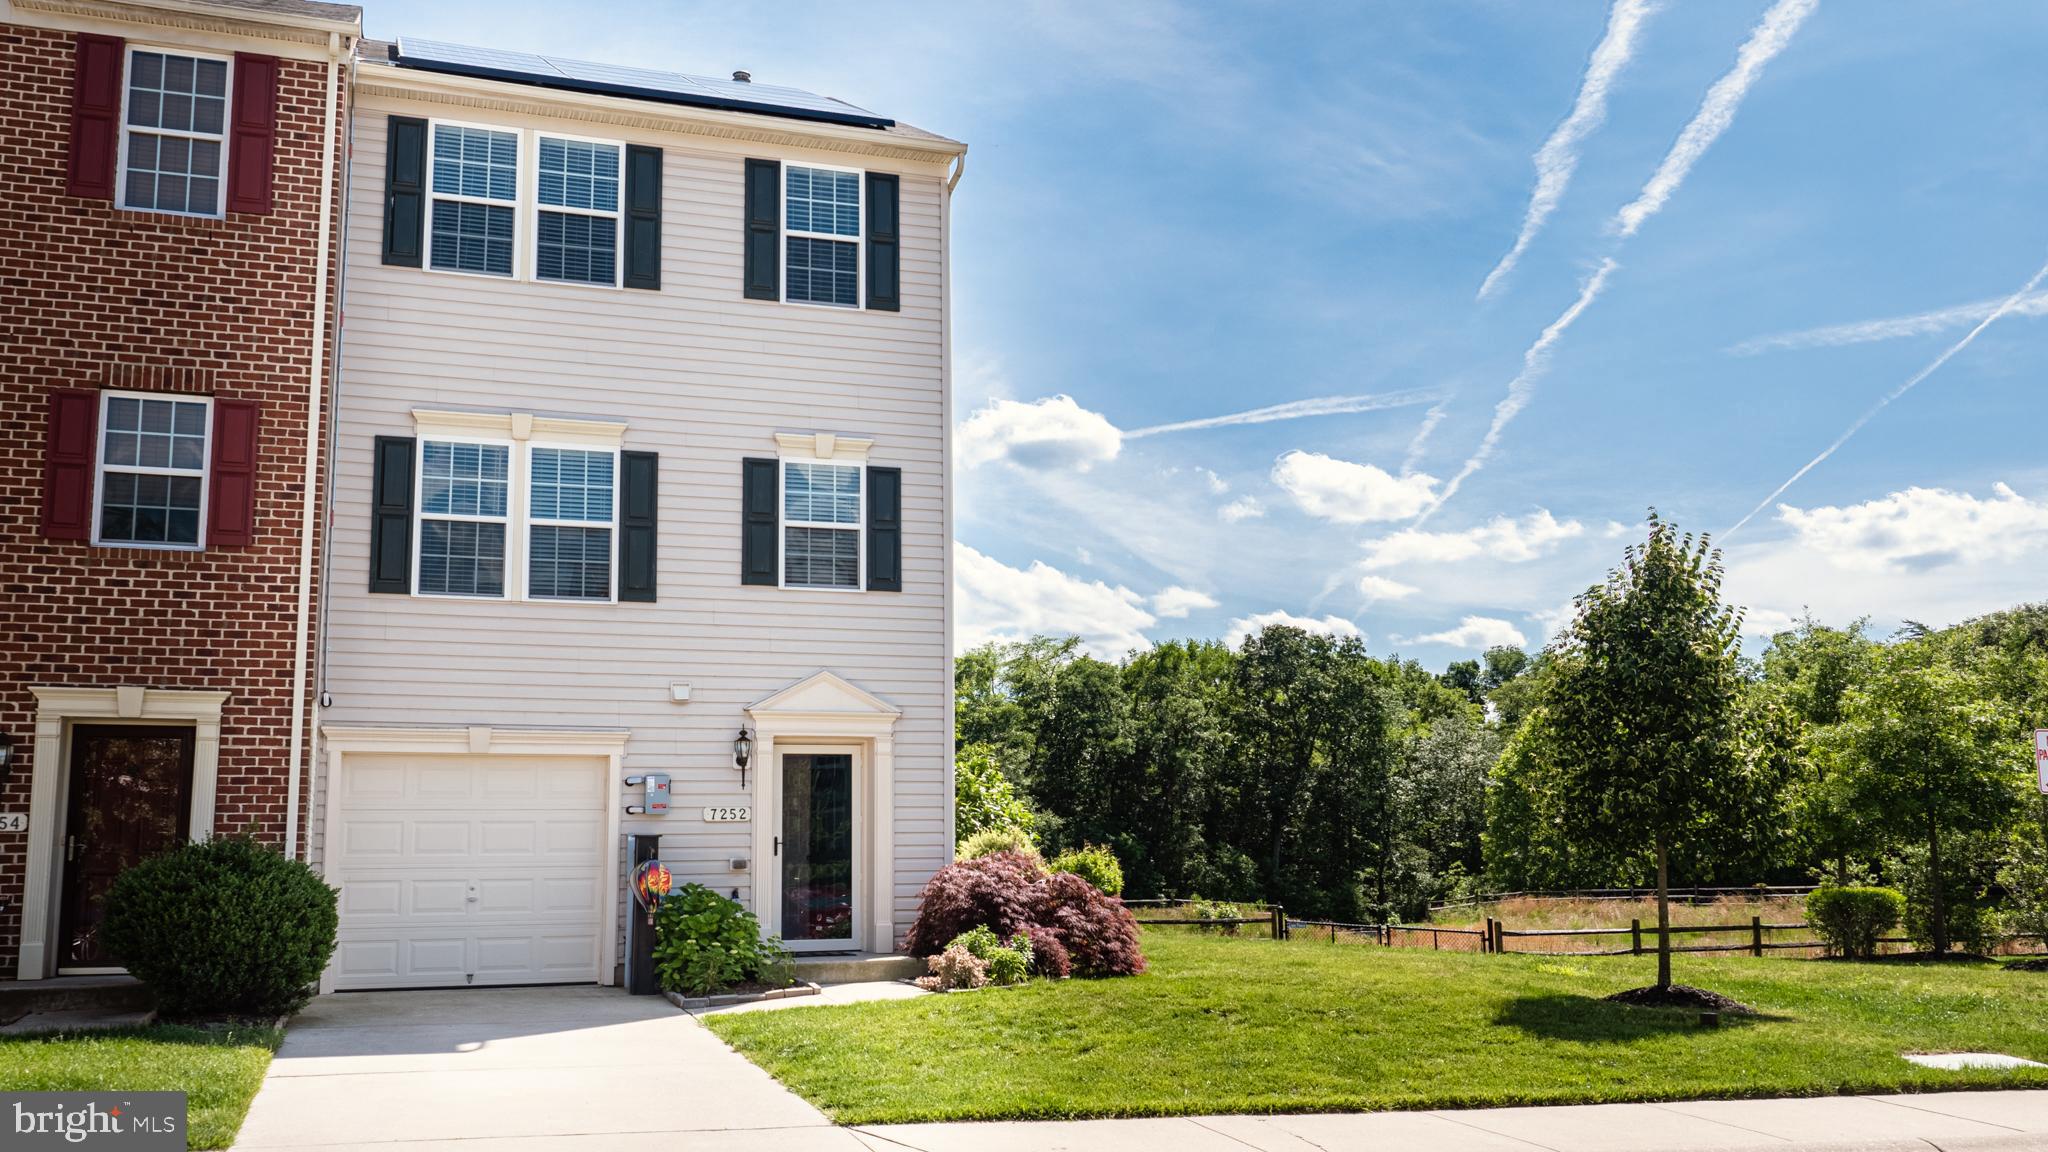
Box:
1020 922 1072 979
1031 871 1146 977
904 851 1045 956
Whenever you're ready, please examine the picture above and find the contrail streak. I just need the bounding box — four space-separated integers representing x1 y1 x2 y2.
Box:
1420 259 1618 523
1728 291 2048 355
1613 0 1817 238
1125 389 1440 439
1401 402 1449 476
1478 0 1658 300
1726 250 2048 538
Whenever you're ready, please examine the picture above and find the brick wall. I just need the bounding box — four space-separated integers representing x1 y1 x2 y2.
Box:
0 23 346 978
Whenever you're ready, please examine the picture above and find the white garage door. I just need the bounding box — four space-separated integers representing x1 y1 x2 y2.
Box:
331 754 606 990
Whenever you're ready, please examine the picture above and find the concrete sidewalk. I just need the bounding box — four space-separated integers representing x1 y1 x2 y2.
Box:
231 984 2048 1151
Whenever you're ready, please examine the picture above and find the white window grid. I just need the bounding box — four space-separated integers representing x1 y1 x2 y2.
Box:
116 44 232 219
523 442 619 603
92 389 212 550
534 134 623 288
781 162 863 310
412 435 512 599
419 119 629 290
779 457 864 591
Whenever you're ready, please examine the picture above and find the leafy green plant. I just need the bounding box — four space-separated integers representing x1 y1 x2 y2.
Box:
958 825 1039 861
1050 844 1125 896
101 835 337 1019
1189 895 1244 936
946 926 1033 986
915 944 990 991
653 884 791 996
1806 885 1904 958
955 744 1037 842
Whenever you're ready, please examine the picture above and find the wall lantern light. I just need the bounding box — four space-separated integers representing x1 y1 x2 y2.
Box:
0 730 14 787
733 727 754 788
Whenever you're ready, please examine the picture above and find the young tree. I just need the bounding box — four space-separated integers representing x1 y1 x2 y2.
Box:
1540 513 1747 991
1827 649 2029 953
954 743 1036 843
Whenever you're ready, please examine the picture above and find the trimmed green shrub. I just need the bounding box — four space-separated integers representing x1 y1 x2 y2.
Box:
1806 885 1905 959
1189 895 1245 936
653 883 792 996
101 835 338 1019
947 926 1033 986
959 825 1039 861
1049 843 1125 896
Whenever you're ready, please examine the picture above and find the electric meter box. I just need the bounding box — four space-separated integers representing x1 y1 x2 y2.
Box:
644 773 671 814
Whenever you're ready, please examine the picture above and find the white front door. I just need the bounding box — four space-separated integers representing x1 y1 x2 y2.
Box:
330 753 606 989
776 746 862 953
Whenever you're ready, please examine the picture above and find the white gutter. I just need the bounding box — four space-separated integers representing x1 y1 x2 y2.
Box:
286 31 345 860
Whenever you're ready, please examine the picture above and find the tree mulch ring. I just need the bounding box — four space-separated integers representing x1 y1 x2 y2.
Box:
1604 985 1755 1014
2004 958 2048 972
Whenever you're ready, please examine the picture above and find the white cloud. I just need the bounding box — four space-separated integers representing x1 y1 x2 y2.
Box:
1219 496 1265 523
1362 510 1586 570
958 395 1123 471
1728 291 2048 356
1198 468 1229 495
1742 606 1803 640
1273 450 1440 524
1151 586 1220 619
954 543 1154 657
1776 484 2048 572
1728 252 2048 536
1612 0 1817 237
1401 616 1530 650
1225 610 1364 648
1478 0 1659 299
1357 575 1419 602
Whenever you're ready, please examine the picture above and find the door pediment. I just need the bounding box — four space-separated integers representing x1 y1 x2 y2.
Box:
746 671 900 732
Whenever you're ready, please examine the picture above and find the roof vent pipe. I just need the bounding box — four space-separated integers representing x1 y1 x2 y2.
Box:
732 70 750 83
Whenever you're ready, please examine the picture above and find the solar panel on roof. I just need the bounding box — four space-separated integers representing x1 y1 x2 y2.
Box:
394 38 892 129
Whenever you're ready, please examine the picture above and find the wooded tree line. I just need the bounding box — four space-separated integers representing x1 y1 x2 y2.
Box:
958 519 2048 946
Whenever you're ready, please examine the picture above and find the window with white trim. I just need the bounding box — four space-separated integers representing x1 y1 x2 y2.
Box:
784 165 860 307
536 136 621 286
120 48 229 217
528 446 616 600
96 391 210 547
428 124 518 277
782 460 861 588
416 439 510 597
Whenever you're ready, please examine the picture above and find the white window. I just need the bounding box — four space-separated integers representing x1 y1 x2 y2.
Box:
527 445 616 601
119 48 230 218
781 460 861 588
535 136 621 287
95 391 210 547
416 439 510 597
783 165 861 307
427 123 519 277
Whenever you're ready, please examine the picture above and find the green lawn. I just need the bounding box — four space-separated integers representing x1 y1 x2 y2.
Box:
708 928 2048 1124
0 1024 282 1150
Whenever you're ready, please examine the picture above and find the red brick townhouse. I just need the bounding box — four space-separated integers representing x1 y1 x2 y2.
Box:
0 0 358 980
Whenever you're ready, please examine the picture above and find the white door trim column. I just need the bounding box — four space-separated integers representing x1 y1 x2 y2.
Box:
18 686 230 980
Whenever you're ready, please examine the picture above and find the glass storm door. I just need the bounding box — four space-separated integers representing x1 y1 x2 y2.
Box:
59 725 194 969
779 752 855 950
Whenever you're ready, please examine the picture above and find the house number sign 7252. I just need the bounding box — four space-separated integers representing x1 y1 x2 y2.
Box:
702 806 751 823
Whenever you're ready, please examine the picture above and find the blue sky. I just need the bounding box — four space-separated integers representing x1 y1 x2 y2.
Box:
379 2 2048 663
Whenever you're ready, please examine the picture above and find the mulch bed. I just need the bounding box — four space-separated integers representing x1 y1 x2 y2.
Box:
1604 984 1755 1014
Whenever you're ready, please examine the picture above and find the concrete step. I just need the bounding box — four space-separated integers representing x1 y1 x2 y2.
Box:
0 975 153 1023
790 952 923 984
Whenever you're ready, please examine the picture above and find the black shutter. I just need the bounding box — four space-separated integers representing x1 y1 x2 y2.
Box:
743 158 780 301
623 145 663 291
618 450 658 601
369 436 415 593
382 116 427 267
741 457 779 585
866 465 902 592
865 172 900 312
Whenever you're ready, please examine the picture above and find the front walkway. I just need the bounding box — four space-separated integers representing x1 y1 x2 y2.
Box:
233 985 2048 1151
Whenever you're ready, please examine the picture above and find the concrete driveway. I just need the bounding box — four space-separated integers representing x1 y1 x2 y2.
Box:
231 985 870 1151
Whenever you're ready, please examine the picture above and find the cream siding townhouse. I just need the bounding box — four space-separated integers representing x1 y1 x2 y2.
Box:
314 37 964 990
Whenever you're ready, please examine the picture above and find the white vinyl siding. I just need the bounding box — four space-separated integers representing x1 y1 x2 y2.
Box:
325 106 954 947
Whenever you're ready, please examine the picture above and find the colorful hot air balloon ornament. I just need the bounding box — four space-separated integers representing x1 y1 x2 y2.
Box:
632 859 674 926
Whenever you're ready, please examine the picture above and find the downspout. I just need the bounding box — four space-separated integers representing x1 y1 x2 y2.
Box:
940 150 963 857
286 32 345 860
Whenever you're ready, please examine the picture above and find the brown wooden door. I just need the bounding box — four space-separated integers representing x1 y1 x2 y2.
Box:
59 725 194 968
